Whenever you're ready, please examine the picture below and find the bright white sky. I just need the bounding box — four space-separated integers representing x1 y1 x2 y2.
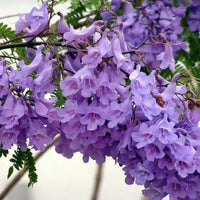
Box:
0 1 168 200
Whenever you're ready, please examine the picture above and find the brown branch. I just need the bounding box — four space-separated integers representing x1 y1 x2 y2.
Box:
141 197 149 200
91 164 104 200
0 13 28 20
0 136 60 200
0 41 80 51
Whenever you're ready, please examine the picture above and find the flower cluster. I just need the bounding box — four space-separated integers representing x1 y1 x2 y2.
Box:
187 1 200 37
103 0 188 70
1 1 200 200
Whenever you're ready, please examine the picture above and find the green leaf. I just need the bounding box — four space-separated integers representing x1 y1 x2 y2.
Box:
7 166 14 179
172 0 178 8
24 148 38 187
0 22 16 41
65 1 86 27
0 144 9 157
9 148 38 186
0 22 27 62
52 86 66 107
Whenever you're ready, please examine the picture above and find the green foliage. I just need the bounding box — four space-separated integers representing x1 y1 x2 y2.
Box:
9 148 38 187
172 0 178 8
0 144 9 157
7 166 14 179
174 14 200 97
132 0 144 7
183 0 189 4
0 23 16 41
160 68 173 81
1 51 16 65
65 1 86 27
0 22 28 63
52 86 66 107
65 0 111 27
161 8 200 97
71 0 107 10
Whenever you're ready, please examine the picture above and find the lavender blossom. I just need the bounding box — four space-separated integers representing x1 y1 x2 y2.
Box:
15 2 48 40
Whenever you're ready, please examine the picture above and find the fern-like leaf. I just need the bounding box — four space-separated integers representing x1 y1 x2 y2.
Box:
0 23 16 41
9 148 38 187
0 22 28 63
0 144 9 157
65 1 86 27
52 86 66 107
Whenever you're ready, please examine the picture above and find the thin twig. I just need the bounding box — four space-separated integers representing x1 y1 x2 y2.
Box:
0 13 28 20
0 41 77 51
91 164 104 200
0 136 60 200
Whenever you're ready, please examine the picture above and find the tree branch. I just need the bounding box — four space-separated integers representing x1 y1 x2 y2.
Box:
0 13 28 20
91 164 104 200
0 41 64 51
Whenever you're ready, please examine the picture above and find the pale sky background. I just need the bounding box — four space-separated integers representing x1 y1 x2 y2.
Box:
0 1 169 200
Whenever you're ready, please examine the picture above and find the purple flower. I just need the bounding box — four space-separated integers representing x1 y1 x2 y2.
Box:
57 12 69 34
80 106 105 131
111 35 126 68
34 55 54 93
0 60 6 75
145 140 165 161
0 95 25 129
187 6 200 32
161 73 180 102
57 100 78 123
117 126 133 152
117 2 136 29
163 176 187 199
107 98 132 128
61 118 85 140
159 7 173 28
64 21 104 43
60 77 80 97
34 99 48 117
132 123 155 148
97 82 119 105
130 66 152 94
28 119 52 151
55 134 74 159
0 128 19 149
80 76 98 97
130 161 155 185
158 151 175 170
0 61 9 98
143 186 167 200
15 2 48 40
184 175 200 199
157 43 175 71
194 150 200 173
175 159 195 178
134 94 161 120
155 115 177 144
82 31 111 68
173 146 196 178
9 45 44 88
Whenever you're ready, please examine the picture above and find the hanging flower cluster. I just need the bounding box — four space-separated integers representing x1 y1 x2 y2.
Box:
1 0 200 199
